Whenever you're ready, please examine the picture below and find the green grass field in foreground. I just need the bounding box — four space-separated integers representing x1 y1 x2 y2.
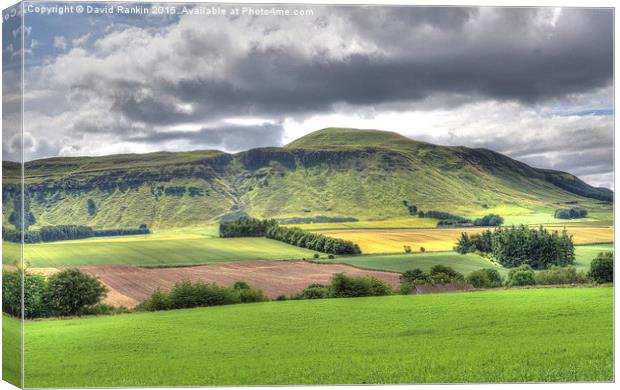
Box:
7 287 612 387
2 313 21 387
3 237 319 267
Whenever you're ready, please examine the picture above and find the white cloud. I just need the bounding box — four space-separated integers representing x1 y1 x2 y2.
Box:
53 36 68 50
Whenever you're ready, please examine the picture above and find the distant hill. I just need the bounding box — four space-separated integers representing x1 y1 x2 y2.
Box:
2 127 613 229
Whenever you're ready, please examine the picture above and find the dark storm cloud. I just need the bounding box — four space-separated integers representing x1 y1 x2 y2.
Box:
127 123 284 152
75 6 613 129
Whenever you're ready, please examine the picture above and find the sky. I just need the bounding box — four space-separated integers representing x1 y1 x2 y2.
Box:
1 2 614 188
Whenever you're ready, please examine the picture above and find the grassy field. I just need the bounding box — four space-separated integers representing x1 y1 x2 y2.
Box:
326 244 613 277
327 252 505 276
2 314 21 387
284 217 439 230
322 226 614 254
5 288 612 387
3 236 319 267
575 244 614 272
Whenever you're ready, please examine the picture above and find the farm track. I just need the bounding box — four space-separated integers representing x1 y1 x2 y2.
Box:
30 261 402 307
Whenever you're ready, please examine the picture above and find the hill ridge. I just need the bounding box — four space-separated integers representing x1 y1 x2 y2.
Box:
2 127 612 229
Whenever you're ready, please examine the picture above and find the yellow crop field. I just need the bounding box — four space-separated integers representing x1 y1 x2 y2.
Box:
323 226 614 254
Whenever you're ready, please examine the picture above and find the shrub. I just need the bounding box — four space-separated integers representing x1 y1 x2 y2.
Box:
136 289 171 311
233 281 250 290
466 269 491 288
420 247 426 253
329 273 392 298
400 269 428 284
275 295 287 301
2 271 49 319
535 266 588 285
473 214 504 226
314 253 320 259
588 252 613 283
429 265 464 281
403 245 412 253
554 208 588 220
235 287 268 303
44 269 108 316
506 265 536 287
398 282 413 295
301 284 330 299
137 280 267 311
328 254 335 259
484 269 504 288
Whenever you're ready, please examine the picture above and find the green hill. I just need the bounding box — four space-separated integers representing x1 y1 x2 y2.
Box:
2 127 613 229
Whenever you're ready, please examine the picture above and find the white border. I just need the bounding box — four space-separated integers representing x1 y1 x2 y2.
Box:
0 1 616 390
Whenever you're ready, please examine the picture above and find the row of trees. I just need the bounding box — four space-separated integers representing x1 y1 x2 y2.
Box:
220 218 362 255
2 269 108 318
554 208 588 219
418 210 472 226
455 225 575 269
2 224 150 243
219 218 278 237
265 225 361 255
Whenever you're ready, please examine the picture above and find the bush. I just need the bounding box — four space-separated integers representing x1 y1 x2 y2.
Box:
136 289 171 311
137 280 267 312
484 269 504 287
2 271 49 319
44 269 108 316
429 265 464 281
403 245 412 253
400 268 428 284
329 273 392 298
535 266 588 285
554 208 588 220
420 247 426 253
233 281 250 290
314 253 320 259
398 282 413 295
236 287 268 303
301 284 330 299
506 265 536 287
588 252 613 283
328 254 335 259
275 295 287 301
466 269 491 288
473 214 504 227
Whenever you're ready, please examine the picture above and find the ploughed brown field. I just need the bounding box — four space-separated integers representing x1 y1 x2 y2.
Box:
30 261 401 307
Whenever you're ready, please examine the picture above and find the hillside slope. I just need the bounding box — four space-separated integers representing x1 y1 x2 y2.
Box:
2 128 613 229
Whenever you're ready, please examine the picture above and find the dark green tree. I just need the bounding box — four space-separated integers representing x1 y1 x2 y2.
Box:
44 269 108 316
588 252 613 283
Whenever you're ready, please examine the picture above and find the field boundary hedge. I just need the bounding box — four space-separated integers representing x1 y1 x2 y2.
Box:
220 218 361 255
